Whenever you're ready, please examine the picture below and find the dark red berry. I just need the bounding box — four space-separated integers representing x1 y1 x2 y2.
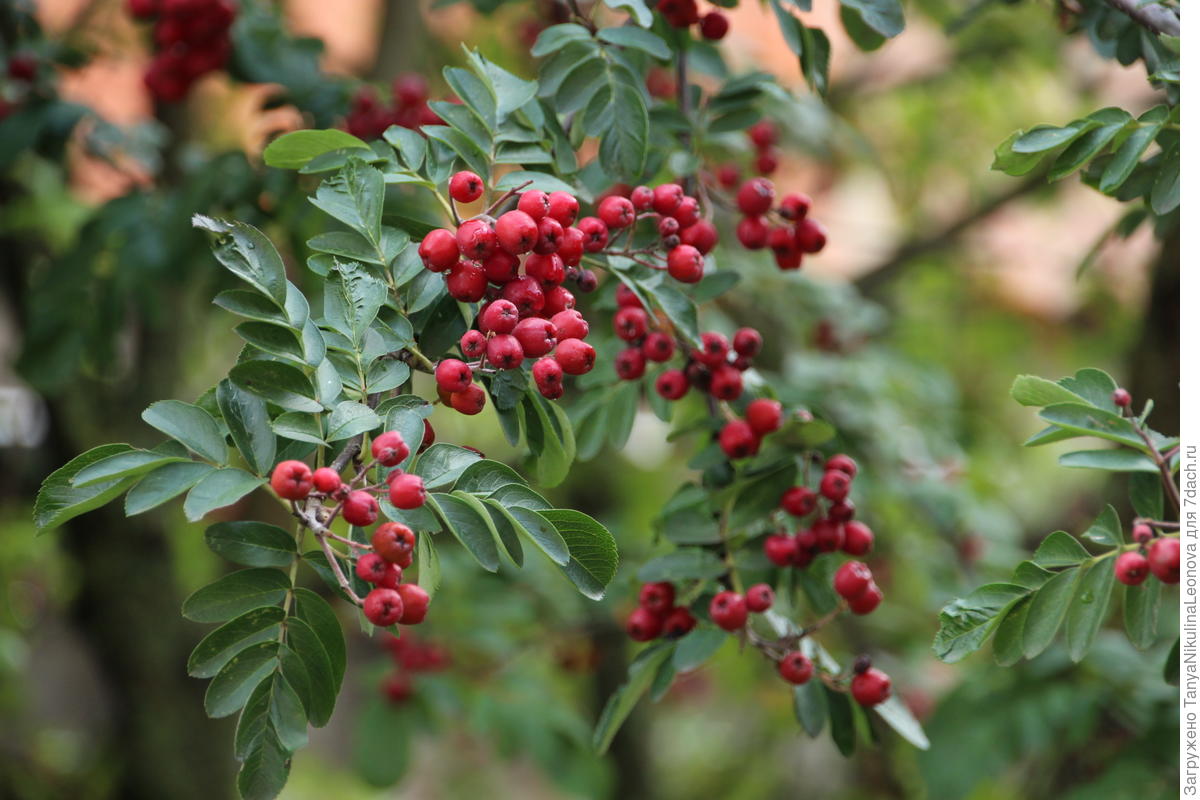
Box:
736 178 775 216
764 534 798 566
513 316 557 358
460 329 486 359
848 582 883 615
778 652 814 685
656 370 689 400
667 244 704 283
709 590 748 631
851 667 891 706
825 454 858 477
746 583 774 613
615 348 647 380
639 582 675 614
486 333 525 369
270 460 313 500
614 307 649 341
781 486 816 517
745 399 783 436
642 332 675 362
719 420 759 460
662 607 697 637
820 470 852 502
736 216 769 250
627 606 663 641
373 522 416 564
833 561 873 600
699 10 729 40
842 521 874 556
364 587 404 626
449 384 487 415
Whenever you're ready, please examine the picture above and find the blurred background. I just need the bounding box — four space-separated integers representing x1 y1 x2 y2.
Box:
0 0 1179 798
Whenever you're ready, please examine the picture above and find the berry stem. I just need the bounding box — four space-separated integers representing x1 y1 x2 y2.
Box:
1125 409 1180 514
482 179 533 217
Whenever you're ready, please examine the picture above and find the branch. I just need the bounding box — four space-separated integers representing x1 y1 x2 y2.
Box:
1104 0 1179 37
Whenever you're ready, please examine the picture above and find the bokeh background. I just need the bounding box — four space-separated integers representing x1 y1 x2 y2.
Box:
0 1 1179 798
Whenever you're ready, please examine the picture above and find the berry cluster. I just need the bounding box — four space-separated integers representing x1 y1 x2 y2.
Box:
269 428 436 627
763 454 878 576
127 0 235 102
657 0 730 40
717 396 783 459
625 582 698 642
345 73 443 141
715 119 783 182
1115 522 1180 586
379 632 451 704
731 176 827 270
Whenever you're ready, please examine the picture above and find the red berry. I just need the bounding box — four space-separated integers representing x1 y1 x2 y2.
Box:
372 522 416 564
848 582 883 615
1148 537 1180 584
7 53 37 82
533 216 564 254
371 431 410 467
343 490 380 527
780 486 816 517
851 667 891 706
736 216 770 250
421 420 435 451
501 275 545 316
825 454 857 477
525 252 565 285
639 582 676 614
748 120 777 149
356 553 394 585
699 10 729 39
779 193 812 221
755 149 779 176
551 309 589 340
312 467 342 494
652 183 684 215
662 607 697 637
388 473 427 509
435 359 473 393
795 218 827 253
708 363 743 401
642 332 675 362
627 606 663 641
778 652 814 685
793 529 818 567
460 329 486 359
446 260 488 302
812 518 845 552
833 561 873 600
555 338 596 375
1114 550 1151 586
745 399 783 436
456 218 497 260
695 332 729 367
672 197 700 228
598 195 636 228
480 299 519 334
381 672 412 704
392 72 427 105
364 587 404 626
764 533 797 566
614 307 649 341
667 244 704 283
656 370 689 400
1132 523 1153 544
270 460 313 500
557 226 585 266
513 316 557 357
1112 388 1132 408
543 285 576 315
397 583 430 625
820 469 852 502
486 333 525 369
577 216 609 251
719 420 759 460
630 185 654 210
736 178 774 216
615 283 643 308
482 250 520 283
127 0 158 19
732 327 763 357
746 583 774 612
709 590 748 631
546 191 579 225
615 348 647 380
495 209 539 254
716 164 740 188
518 190 549 219
449 171 484 203
419 229 459 271
842 521 874 556
680 220 718 254
449 384 487 415
533 357 564 398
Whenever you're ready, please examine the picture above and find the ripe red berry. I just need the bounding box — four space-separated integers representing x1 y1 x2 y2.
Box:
576 216 609 251
793 529 818 568
518 190 549 219
480 299 519 334
615 348 647 381
364 587 404 626
1114 550 1151 586
372 522 416 564
501 275 545 316
356 553 394 585
672 196 700 228
748 119 777 149
555 338 596 375
732 327 763 358
615 283 643 308
532 357 564 398
486 333 524 369
371 431 410 467
779 192 812 221
652 183 684 215
1112 387 1132 408
848 582 883 615
482 250 520 283
614 307 649 341
546 191 579 225
736 178 775 216
380 672 412 703
460 329 486 359
627 606 663 641
761 534 795 567
716 164 740 188
746 583 775 612
533 216 564 254
630 185 654 210
795 218 827 253
270 460 313 500
709 590 748 631
421 420 435 451
557 226 585 267
550 309 589 340
456 218 497 260
449 384 487 415
736 216 770 250
598 195 636 228
543 285 576 315
513 317 557 357
343 490 380 527
778 652 814 685
526 252 565 286
833 561 873 600
495 209 539 254
842 521 874 556
709 363 744 401
449 171 484 203
446 260 488 302
719 420 759 460
397 583 431 625
679 220 718 254
1132 523 1153 544
755 149 780 176
7 52 37 82
388 473 427 509
419 229 459 271
699 10 729 39
656 370 689 400
780 486 816 517
696 331 730 367
662 607 697 637
820 469 852 502
745 399 783 436
825 454 858 477
312 467 342 494
667 244 704 283
1147 537 1180 584
812 518 845 552
851 667 891 706
639 582 676 614
435 359 473 393
642 332 675 362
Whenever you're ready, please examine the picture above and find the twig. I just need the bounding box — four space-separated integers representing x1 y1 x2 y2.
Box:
1103 0 1179 36
483 179 533 217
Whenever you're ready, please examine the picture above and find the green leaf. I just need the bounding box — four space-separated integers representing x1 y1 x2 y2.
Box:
454 459 524 494
792 679 827 737
71 449 189 487
353 702 411 787
532 23 593 57
1010 374 1088 407
873 695 930 750
1064 555 1116 661
825 687 856 756
142 400 228 464
311 160 384 247
1049 111 1131 180
1059 449 1161 472
602 0 653 26
237 728 290 800
182 568 292 623
214 290 290 326
416 529 440 597
991 597 1030 666
293 588 346 690
597 26 670 59
1012 121 1097 154
205 521 298 568
1151 141 1179 214
593 642 673 753
1165 638 1180 686
1082 505 1122 546
1124 579 1161 651
188 606 286 678
672 626 728 672
34 444 138 532
598 81 649 177
216 379 276 476
272 412 326 445
1038 403 1145 450
429 492 500 572
1021 567 1079 658
1099 106 1168 194
490 502 571 566
539 509 619 599
263 129 371 169
467 49 539 120
1056 368 1119 408
523 393 576 487
644 283 701 347
193 215 288 307
933 583 1030 662
125 461 215 515
637 549 727 582
284 617 337 726
204 640 280 718
421 124 491 182
325 261 387 346
326 401 381 442
415 443 484 490
838 0 904 37
1130 472 1165 520
1032 531 1091 568
183 468 265 522
229 360 323 413
267 670 308 751
494 170 579 195
481 498 524 567
992 131 1044 176
606 381 639 450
